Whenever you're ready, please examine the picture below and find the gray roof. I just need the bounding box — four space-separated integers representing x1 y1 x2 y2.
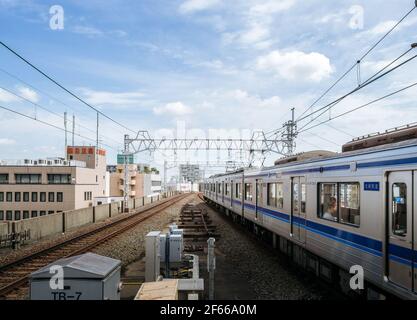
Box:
31 253 121 279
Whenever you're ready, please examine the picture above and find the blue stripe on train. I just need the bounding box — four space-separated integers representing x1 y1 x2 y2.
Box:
215 196 414 265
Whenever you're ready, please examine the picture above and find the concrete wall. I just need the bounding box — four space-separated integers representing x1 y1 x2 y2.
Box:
95 204 110 222
0 222 9 238
14 212 63 241
110 202 120 217
65 207 93 231
2 192 179 245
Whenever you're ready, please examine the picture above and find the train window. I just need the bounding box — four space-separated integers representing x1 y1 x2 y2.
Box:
277 183 284 209
267 183 283 209
293 183 299 212
225 183 229 195
301 184 306 213
392 183 407 237
236 183 241 199
267 183 277 207
244 183 252 201
340 183 360 226
319 183 338 222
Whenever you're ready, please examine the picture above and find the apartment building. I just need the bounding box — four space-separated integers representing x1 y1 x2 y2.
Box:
0 146 107 221
179 164 202 183
109 164 161 198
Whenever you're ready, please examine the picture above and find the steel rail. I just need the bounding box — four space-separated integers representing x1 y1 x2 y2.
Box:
0 193 191 299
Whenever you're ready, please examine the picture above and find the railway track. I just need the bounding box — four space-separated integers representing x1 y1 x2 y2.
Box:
0 193 191 300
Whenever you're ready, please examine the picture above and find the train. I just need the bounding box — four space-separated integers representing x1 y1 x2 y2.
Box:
201 124 417 300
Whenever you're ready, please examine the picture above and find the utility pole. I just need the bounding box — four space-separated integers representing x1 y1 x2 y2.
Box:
163 160 167 192
64 112 68 158
96 112 99 166
72 114 75 146
207 237 216 300
282 108 297 155
123 134 130 213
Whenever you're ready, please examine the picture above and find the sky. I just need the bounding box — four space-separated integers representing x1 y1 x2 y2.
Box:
0 0 417 177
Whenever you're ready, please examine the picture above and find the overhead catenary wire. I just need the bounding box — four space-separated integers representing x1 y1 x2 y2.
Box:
297 49 417 131
296 5 417 121
0 40 137 135
0 86 123 147
298 81 417 134
0 103 120 151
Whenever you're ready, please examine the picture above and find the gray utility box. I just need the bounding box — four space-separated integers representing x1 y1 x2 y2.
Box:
169 234 183 263
30 253 121 300
145 231 161 282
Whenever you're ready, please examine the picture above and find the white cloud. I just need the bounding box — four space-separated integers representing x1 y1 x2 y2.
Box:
18 87 39 103
72 25 104 37
0 138 15 145
221 0 295 49
363 16 417 37
80 88 145 106
0 88 19 103
153 102 193 116
179 0 221 14
256 50 333 82
249 0 295 16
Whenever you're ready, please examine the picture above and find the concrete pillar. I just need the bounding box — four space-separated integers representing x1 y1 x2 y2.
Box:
273 233 277 249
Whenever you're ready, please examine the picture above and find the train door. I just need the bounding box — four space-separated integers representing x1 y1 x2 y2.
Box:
386 171 414 291
291 177 306 243
230 180 233 208
222 181 225 203
255 179 263 222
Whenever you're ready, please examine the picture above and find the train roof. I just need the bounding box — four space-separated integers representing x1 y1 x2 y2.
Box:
207 137 417 179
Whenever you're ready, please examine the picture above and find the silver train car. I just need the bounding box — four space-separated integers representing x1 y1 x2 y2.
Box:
202 132 417 300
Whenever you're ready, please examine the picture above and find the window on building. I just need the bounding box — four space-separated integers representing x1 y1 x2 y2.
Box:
0 211 4 220
23 211 29 219
392 183 407 237
23 192 29 202
0 192 3 202
15 192 21 202
244 183 252 201
47 174 71 184
14 211 21 220
31 211 38 218
57 192 63 202
15 174 41 184
6 192 12 202
0 174 8 184
6 211 12 221
48 211 54 215
40 192 46 202
319 183 338 222
340 183 360 226
40 211 46 216
48 192 55 202
32 192 38 202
